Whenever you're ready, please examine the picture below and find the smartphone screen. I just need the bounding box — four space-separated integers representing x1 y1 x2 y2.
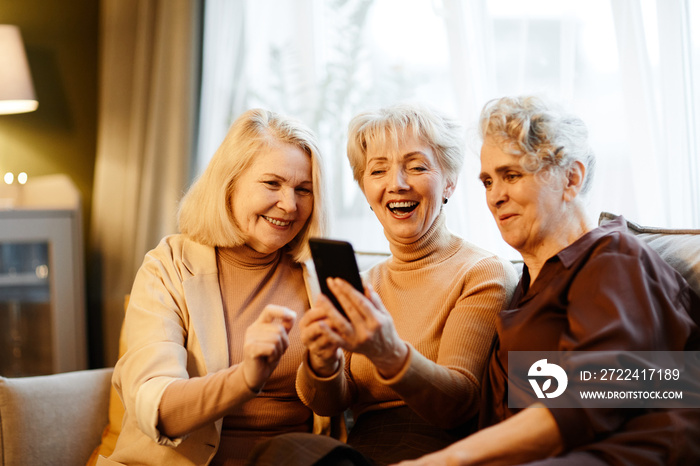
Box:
309 238 364 317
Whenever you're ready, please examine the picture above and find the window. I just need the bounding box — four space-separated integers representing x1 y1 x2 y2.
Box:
197 0 700 259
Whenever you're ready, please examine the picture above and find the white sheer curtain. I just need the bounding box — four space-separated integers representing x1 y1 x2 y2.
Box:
196 0 319 175
90 0 201 365
195 0 246 177
197 0 700 261
440 0 505 258
611 0 699 228
656 0 699 227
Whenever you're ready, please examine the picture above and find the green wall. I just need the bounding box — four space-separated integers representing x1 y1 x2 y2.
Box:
1 1 100 365
0 0 99 228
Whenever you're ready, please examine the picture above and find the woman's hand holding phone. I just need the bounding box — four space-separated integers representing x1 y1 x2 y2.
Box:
326 278 409 379
300 293 352 377
305 238 408 378
301 280 409 379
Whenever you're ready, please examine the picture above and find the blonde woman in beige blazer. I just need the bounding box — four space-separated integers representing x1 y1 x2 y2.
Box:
98 109 330 466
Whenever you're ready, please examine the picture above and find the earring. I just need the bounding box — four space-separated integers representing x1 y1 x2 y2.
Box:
443 198 448 205
370 206 373 211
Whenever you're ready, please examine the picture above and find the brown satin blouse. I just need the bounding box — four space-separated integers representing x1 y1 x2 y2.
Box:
480 216 700 465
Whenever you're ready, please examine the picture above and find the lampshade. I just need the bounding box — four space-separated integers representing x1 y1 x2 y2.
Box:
0 25 38 115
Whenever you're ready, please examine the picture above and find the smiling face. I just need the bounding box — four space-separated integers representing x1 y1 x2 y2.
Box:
479 137 569 260
362 133 454 244
231 142 314 254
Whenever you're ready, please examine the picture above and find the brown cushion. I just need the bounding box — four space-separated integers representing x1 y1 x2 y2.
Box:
598 212 700 297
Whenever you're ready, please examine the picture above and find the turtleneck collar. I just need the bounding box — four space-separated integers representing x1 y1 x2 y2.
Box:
386 212 461 269
217 243 282 269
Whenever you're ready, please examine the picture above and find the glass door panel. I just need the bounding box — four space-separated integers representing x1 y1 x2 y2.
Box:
0 242 52 376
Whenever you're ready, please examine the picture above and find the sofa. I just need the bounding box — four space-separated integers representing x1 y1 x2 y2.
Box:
1 213 698 466
0 368 113 465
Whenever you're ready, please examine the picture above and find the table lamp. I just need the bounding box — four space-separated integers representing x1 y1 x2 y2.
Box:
0 24 38 115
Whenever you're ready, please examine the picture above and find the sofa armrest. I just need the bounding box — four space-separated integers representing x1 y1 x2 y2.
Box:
0 367 113 466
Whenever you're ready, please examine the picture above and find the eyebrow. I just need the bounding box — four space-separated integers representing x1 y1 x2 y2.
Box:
261 173 312 185
478 164 521 180
261 173 285 181
367 151 429 164
366 156 387 164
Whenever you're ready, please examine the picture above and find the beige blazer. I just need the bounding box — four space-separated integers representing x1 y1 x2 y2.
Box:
97 235 323 466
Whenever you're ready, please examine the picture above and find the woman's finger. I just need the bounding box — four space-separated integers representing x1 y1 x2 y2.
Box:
301 319 342 353
246 323 290 358
248 340 280 360
365 283 386 311
328 277 375 324
300 298 335 330
259 305 297 332
311 292 355 334
304 320 344 376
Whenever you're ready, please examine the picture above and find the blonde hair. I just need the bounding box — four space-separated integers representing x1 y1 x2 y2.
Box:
347 102 465 190
178 108 328 262
479 95 596 196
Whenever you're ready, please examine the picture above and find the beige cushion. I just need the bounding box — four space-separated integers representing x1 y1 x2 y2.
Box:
598 212 700 297
0 368 113 466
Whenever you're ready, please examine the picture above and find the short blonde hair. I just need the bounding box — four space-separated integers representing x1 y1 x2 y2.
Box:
347 102 465 190
178 108 328 262
479 95 596 196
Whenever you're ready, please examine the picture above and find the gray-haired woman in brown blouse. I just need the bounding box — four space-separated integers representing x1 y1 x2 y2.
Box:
398 95 700 466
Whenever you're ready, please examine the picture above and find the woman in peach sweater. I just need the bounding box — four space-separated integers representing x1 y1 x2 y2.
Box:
248 103 518 466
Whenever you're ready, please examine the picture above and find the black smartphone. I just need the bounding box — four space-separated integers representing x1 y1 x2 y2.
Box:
309 238 364 317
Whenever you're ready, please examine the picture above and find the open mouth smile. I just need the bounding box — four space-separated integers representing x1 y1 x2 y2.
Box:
387 201 419 216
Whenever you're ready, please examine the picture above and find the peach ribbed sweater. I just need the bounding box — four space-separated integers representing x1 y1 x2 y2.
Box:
158 245 312 463
297 214 517 429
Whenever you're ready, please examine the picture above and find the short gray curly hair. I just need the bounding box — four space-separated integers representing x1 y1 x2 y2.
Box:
478 95 596 196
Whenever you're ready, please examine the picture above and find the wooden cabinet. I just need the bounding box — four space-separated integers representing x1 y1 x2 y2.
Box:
0 175 86 376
